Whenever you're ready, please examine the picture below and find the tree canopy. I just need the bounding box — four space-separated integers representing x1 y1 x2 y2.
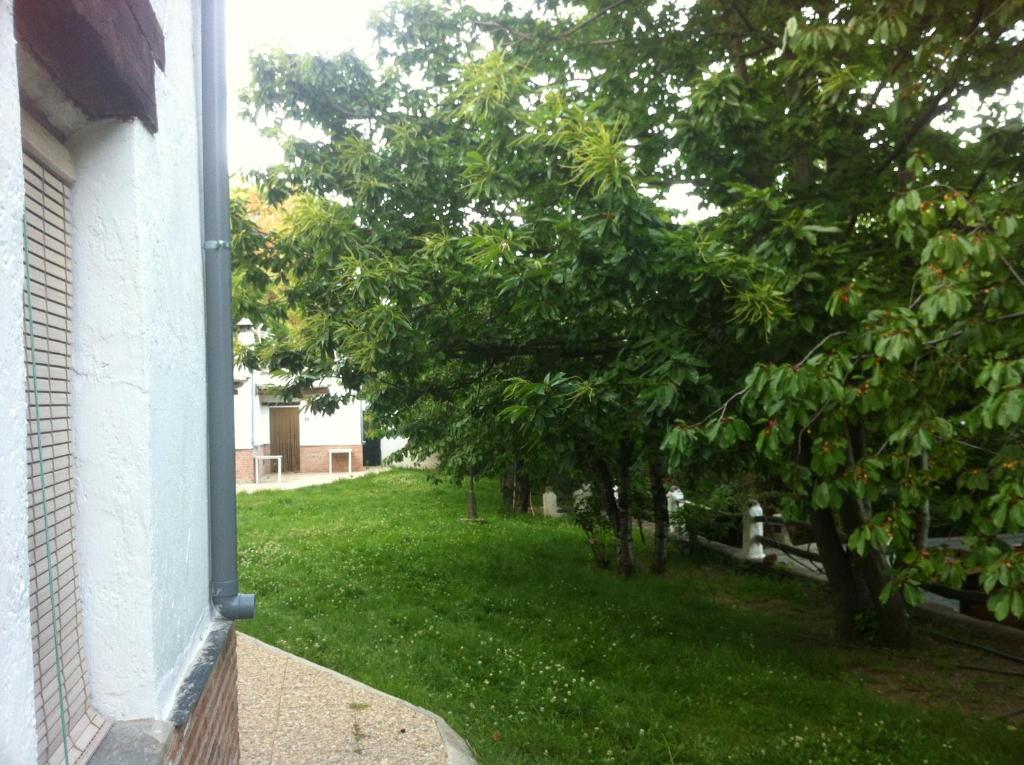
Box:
233 0 1024 642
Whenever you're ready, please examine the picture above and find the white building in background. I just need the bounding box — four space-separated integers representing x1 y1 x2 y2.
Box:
232 321 404 482
232 368 368 482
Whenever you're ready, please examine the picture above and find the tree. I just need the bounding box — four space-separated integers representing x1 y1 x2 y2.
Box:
235 6 711 574
649 0 1024 641
233 0 1024 641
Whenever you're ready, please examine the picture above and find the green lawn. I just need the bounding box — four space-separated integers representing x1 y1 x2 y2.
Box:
237 470 1023 764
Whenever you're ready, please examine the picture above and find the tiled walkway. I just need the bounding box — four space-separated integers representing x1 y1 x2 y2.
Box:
236 467 389 494
236 633 475 765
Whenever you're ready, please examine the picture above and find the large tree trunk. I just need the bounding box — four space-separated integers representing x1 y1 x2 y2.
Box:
840 425 913 648
593 457 635 576
648 455 669 575
915 453 930 550
839 497 913 647
593 459 621 529
798 431 867 640
615 440 637 577
467 470 478 521
512 467 530 514
501 463 515 513
808 507 864 641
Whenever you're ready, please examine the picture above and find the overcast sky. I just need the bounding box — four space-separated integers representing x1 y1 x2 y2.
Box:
225 0 390 173
222 0 716 220
223 2 1021 223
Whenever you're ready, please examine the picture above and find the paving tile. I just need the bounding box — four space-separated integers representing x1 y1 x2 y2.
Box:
237 634 449 765
238 635 287 765
237 467 391 494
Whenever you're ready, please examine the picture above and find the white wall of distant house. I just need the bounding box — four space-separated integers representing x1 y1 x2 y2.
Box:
234 372 363 448
299 382 363 446
233 372 271 449
381 437 407 463
0 2 40 760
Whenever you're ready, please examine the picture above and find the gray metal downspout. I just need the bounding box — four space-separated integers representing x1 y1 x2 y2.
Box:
201 0 255 620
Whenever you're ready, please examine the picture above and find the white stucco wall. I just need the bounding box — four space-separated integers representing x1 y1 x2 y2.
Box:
141 0 212 714
233 372 270 449
66 0 212 720
0 3 40 761
381 436 408 462
299 382 363 446
234 374 253 449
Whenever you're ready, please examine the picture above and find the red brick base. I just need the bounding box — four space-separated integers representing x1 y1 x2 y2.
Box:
300 444 364 473
237 444 365 480
235 444 273 483
163 626 240 765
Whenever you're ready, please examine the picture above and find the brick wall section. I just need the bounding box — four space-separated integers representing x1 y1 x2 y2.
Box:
238 444 365 479
300 444 364 473
234 444 272 483
163 627 240 765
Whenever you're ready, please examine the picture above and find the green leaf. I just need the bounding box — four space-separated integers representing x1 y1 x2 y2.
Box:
996 215 1018 238
1012 591 1024 619
902 582 923 608
811 482 832 510
988 590 1011 622
879 579 894 603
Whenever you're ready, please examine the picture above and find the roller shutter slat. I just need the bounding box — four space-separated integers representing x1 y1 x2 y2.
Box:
24 144 104 765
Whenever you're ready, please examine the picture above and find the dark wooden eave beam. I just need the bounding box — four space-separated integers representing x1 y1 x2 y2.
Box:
124 0 165 70
15 0 165 132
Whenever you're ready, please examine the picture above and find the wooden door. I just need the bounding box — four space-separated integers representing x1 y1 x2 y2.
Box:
270 406 300 472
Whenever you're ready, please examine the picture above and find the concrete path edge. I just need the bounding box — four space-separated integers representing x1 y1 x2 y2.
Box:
239 634 479 765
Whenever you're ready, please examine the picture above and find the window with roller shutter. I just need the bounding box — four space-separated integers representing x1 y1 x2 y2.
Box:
22 116 107 765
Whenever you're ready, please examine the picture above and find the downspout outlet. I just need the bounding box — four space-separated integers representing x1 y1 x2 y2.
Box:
214 591 256 620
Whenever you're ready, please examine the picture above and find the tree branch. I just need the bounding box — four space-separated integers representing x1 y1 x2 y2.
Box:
874 82 960 178
794 331 846 369
448 335 624 361
874 0 996 178
1000 254 1024 292
923 311 1024 347
474 19 534 42
561 0 632 39
695 331 846 428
